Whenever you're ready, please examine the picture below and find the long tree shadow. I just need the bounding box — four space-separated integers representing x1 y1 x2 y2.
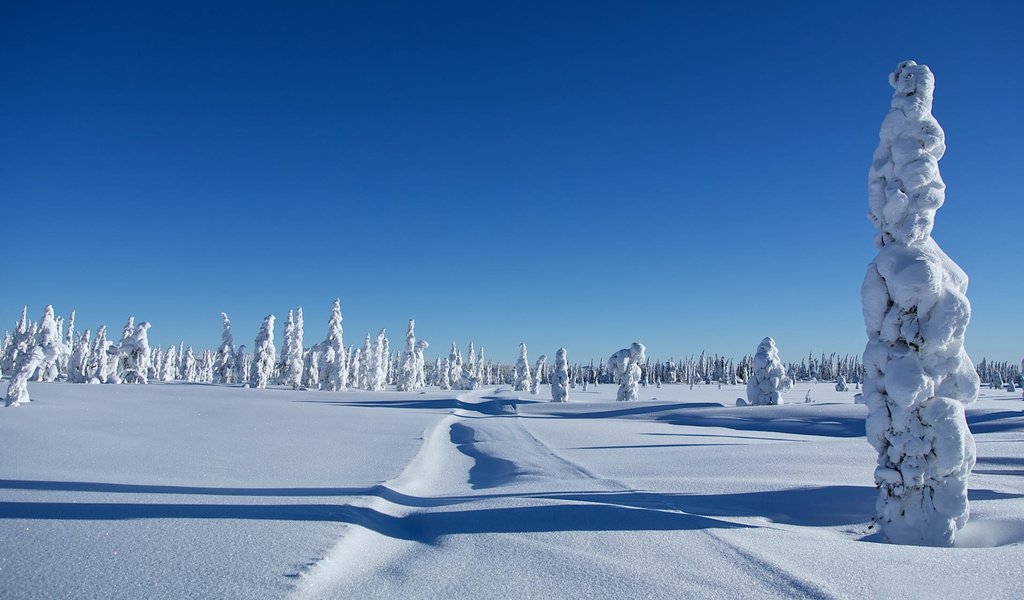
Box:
656 413 866 438
966 411 1024 434
528 402 724 420
0 500 749 544
449 423 521 489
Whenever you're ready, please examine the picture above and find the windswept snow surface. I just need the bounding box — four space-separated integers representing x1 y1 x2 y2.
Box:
1 381 1022 599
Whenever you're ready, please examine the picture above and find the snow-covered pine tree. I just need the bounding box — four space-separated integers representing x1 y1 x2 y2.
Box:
234 345 251 384
862 61 979 547
250 315 276 389
322 298 347 391
276 310 295 383
370 329 387 391
286 307 304 389
5 306 67 406
835 375 849 392
551 348 569 402
746 337 791 406
120 322 152 384
68 330 91 383
397 319 417 392
609 343 645 402
530 355 547 394
212 312 235 384
413 339 429 390
182 346 198 382
162 344 177 382
447 341 462 390
513 343 531 391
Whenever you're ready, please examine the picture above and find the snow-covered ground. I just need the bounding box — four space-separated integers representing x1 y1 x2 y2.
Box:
1 381 1022 599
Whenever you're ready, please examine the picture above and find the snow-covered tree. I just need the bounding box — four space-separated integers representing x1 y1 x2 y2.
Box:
835 375 849 392
530 354 547 394
118 322 152 384
161 344 178 382
67 330 91 383
322 298 347 391
862 61 979 547
413 339 429 390
746 337 791 406
609 343 645 402
212 312 235 384
234 345 251 384
89 325 111 384
286 307 304 389
182 346 198 382
513 343 531 391
989 371 1003 390
5 306 67 406
551 348 569 402
370 329 387 391
447 341 463 390
397 319 418 392
438 356 451 390
250 315 276 389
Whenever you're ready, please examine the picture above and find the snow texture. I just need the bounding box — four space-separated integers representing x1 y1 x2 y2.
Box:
862 60 979 547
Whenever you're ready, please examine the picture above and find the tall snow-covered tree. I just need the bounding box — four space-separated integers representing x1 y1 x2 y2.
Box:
161 344 178 382
322 298 347 391
551 348 569 402
413 339 429 390
250 315 276 389
746 337 791 406
447 341 463 390
182 346 198 382
67 330 91 383
118 322 152 384
286 307 304 389
397 319 418 391
513 343 531 392
609 343 645 402
370 329 387 391
234 345 251 384
530 354 547 394
212 312 235 384
862 61 979 547
5 306 67 406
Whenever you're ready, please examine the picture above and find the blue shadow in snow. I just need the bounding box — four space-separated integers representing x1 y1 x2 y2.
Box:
966 411 1024 434
0 500 749 544
449 423 520 489
656 413 866 438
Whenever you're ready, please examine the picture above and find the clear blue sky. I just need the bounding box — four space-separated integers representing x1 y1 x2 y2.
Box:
2 1 1021 363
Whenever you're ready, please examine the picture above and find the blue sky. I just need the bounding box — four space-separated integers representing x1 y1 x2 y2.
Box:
2 1 1021 363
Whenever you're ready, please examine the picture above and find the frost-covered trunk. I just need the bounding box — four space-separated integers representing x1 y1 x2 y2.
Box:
862 61 979 547
250 315 276 389
551 348 569 402
513 343 531 392
746 337 792 406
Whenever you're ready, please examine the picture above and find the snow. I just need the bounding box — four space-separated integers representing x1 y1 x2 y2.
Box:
2 380 1021 598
